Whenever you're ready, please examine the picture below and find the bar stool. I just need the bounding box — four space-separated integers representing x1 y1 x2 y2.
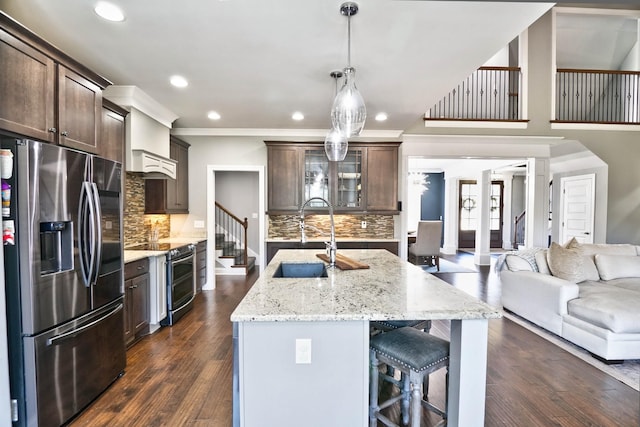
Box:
369 326 449 427
370 320 433 399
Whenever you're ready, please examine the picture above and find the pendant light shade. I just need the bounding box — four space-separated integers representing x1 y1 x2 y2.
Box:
331 67 366 137
331 2 366 138
324 126 348 161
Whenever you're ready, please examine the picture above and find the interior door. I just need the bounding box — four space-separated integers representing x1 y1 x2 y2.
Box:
458 180 504 248
560 174 595 244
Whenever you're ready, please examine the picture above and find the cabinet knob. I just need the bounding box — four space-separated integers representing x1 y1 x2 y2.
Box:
48 127 57 133
61 131 69 137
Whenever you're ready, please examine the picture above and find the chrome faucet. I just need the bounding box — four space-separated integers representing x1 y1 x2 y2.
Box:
299 197 337 268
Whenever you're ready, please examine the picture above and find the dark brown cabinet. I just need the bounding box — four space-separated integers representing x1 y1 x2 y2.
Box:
266 141 400 214
196 240 207 292
124 258 150 347
57 65 103 154
100 99 126 163
267 144 301 211
0 15 110 152
145 136 190 214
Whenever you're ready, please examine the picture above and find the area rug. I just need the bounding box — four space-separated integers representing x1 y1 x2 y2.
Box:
420 258 477 273
503 311 640 391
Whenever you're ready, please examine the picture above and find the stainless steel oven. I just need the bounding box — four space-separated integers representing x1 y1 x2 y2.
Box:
161 243 196 326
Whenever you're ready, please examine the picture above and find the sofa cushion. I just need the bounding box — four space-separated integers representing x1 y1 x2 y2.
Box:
595 254 640 280
547 242 599 283
505 254 534 272
568 282 640 333
568 240 637 258
535 250 551 275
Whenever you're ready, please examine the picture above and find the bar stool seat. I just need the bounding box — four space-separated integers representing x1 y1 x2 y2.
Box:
369 326 449 427
370 320 431 334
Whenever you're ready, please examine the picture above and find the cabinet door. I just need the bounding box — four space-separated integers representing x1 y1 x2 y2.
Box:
167 138 189 212
303 148 330 204
123 280 133 345
131 273 149 336
365 146 398 212
57 65 102 154
335 148 364 210
100 105 125 163
268 145 301 211
0 29 56 142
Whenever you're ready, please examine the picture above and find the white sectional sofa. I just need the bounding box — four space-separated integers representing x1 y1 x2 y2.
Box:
499 239 640 361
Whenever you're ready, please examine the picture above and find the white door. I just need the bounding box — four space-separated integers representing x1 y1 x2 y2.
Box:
560 174 595 244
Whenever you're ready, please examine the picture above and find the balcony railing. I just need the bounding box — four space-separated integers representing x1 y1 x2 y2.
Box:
554 68 640 124
425 66 523 121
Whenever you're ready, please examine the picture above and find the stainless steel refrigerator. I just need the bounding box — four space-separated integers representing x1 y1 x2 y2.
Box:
1 136 126 427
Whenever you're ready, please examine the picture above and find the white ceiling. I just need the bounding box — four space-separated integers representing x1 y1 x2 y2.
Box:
2 0 555 137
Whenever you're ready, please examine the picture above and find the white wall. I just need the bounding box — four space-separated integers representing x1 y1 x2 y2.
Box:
171 136 267 237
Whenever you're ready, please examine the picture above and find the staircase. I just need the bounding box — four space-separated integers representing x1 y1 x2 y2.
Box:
215 202 256 276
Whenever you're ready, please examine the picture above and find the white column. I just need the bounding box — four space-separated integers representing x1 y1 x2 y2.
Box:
448 318 489 427
525 158 550 248
442 176 458 255
502 172 514 250
474 170 491 265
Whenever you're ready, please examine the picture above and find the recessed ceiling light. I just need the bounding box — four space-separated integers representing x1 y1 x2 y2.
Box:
375 112 388 122
207 111 221 120
94 2 125 22
170 75 188 88
292 112 304 121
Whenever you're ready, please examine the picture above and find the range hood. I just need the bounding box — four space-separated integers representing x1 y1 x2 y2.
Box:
104 86 178 179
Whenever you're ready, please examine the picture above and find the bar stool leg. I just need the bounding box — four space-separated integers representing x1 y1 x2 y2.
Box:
369 350 380 427
401 373 410 426
410 371 422 427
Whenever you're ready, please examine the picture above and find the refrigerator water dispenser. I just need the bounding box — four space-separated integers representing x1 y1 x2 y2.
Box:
40 221 73 274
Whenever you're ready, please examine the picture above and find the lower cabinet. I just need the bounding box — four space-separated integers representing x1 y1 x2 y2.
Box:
266 241 398 264
196 240 207 292
124 257 150 347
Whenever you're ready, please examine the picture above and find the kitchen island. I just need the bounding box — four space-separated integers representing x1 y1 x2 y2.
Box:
231 249 500 427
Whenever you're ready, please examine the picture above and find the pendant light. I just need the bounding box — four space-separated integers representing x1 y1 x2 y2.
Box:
325 70 348 161
331 2 366 138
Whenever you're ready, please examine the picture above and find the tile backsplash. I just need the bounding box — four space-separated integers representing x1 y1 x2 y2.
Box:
124 173 170 245
268 214 394 239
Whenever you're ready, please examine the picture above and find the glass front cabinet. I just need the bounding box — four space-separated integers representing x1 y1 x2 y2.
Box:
267 141 399 214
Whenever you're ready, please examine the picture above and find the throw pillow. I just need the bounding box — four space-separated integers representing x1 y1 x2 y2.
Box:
547 242 599 283
567 239 637 257
595 254 640 280
505 254 534 272
535 250 551 275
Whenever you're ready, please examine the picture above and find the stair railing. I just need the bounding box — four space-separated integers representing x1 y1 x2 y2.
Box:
513 210 526 249
215 202 248 268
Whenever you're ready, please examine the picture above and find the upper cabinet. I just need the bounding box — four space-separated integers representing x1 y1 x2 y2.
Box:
266 141 400 214
0 13 110 153
145 136 190 214
100 99 127 164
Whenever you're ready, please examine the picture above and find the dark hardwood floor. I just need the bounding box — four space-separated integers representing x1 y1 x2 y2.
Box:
70 253 639 427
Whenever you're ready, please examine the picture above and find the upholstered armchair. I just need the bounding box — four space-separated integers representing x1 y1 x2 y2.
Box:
408 220 442 270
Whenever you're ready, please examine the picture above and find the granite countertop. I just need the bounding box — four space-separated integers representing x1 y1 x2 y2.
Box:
230 249 501 322
123 237 207 264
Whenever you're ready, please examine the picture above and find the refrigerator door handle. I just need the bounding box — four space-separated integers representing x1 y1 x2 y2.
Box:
78 181 97 287
90 182 103 284
46 303 123 346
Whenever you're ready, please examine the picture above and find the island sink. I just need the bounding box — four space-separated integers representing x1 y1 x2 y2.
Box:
272 262 328 278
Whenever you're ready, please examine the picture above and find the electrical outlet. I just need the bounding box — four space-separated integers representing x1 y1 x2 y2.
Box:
194 220 205 229
295 338 312 364
361 221 367 229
